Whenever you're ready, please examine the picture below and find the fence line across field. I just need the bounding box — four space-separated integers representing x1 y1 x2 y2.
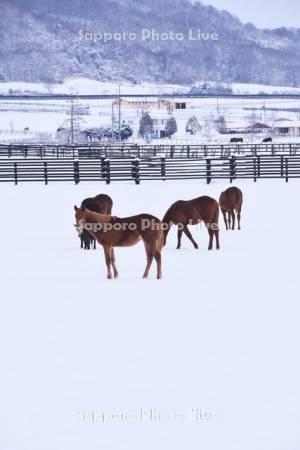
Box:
1 142 300 160
1 155 299 184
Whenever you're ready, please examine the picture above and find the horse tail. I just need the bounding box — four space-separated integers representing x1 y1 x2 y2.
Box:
212 200 220 230
156 225 165 252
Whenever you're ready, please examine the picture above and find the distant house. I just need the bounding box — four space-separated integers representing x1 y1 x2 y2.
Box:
152 117 168 138
246 122 272 133
272 118 300 137
220 121 271 134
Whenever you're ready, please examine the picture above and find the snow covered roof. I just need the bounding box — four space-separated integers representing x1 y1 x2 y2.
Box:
273 120 300 128
246 122 271 129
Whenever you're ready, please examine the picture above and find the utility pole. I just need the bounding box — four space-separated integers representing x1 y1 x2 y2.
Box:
70 96 74 144
118 84 121 141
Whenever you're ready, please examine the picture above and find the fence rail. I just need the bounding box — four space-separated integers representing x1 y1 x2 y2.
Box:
0 142 300 160
1 156 300 184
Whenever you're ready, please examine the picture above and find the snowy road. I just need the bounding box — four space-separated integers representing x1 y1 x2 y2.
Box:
0 179 299 450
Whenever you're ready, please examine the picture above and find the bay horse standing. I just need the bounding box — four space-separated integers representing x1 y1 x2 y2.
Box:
219 186 243 230
74 206 163 279
78 194 113 250
162 196 220 250
81 193 113 214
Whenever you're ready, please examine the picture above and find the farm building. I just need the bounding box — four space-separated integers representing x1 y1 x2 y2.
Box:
220 121 271 134
272 118 300 137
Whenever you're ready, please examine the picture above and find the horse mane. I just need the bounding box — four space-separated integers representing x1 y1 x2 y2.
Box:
83 209 112 223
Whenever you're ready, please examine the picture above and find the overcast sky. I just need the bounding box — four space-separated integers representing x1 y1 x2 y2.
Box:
202 0 300 28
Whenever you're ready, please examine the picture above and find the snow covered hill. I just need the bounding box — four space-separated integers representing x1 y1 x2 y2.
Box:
1 0 300 87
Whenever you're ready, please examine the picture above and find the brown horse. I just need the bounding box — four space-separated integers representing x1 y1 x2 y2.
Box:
81 193 113 214
219 187 243 230
74 206 163 279
230 137 243 143
78 194 113 250
162 196 220 250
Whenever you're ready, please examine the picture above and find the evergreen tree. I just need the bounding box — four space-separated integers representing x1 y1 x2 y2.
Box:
139 113 154 139
165 116 177 137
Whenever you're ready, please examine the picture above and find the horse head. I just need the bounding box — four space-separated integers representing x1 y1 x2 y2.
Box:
74 205 86 236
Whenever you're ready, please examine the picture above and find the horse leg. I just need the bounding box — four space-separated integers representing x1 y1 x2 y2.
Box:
221 209 228 230
143 244 154 279
80 236 83 248
111 248 119 278
237 207 241 230
231 212 236 230
208 230 214 250
177 227 183 249
183 225 198 249
93 238 96 249
228 213 231 229
214 229 220 250
103 245 113 279
154 251 162 279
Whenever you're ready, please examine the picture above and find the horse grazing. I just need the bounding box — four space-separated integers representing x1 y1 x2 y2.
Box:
162 196 220 250
74 206 163 279
77 194 113 250
230 137 243 143
262 137 272 143
219 187 243 230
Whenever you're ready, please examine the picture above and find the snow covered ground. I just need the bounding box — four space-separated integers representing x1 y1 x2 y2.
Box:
1 179 300 450
1 77 300 96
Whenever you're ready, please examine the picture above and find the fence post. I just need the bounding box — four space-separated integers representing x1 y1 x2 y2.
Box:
206 159 211 184
253 158 257 182
44 162 48 185
271 144 275 156
285 158 289 183
131 158 140 184
161 157 166 179
100 156 106 179
280 155 284 178
105 159 111 184
187 146 190 158
230 155 236 183
14 162 18 185
74 160 80 184
257 155 261 178
8 144 12 159
220 145 224 158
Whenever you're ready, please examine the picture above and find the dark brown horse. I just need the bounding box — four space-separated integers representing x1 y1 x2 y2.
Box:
74 206 163 279
230 137 243 143
219 187 243 230
78 194 113 250
81 194 113 214
162 196 220 250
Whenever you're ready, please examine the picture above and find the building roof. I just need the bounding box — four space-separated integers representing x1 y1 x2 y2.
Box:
273 120 300 128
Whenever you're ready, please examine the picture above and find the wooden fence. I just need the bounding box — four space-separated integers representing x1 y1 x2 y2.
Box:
1 142 300 159
1 156 300 184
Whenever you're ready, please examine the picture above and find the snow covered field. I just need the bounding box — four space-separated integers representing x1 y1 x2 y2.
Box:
2 77 300 96
1 179 300 450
